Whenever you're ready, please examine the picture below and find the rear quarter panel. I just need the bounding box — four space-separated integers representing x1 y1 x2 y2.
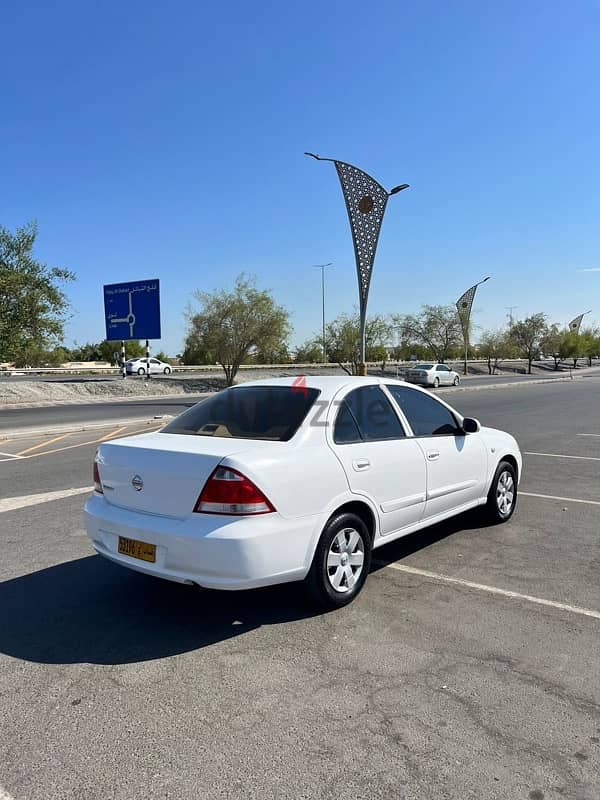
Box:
222 443 351 521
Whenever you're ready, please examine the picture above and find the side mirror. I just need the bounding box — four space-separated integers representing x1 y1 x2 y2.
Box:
462 417 481 434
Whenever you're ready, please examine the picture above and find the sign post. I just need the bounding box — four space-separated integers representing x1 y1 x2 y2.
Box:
103 280 161 379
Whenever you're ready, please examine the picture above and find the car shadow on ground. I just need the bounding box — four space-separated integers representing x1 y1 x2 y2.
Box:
0 555 321 666
370 508 485 571
0 511 486 667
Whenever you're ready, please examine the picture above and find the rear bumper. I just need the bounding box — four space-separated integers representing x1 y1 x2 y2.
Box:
405 375 430 385
84 493 319 590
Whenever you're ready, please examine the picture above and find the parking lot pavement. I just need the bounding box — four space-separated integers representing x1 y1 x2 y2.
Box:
0 380 599 799
0 420 168 499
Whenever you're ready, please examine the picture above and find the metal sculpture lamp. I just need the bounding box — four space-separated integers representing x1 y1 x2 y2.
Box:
306 153 409 375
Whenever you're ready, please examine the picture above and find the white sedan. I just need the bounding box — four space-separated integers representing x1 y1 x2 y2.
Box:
405 363 460 388
85 377 521 608
125 357 172 376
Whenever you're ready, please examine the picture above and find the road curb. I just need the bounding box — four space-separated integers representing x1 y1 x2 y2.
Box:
0 391 206 411
437 374 594 394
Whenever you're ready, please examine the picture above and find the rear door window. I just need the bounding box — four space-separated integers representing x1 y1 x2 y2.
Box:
335 385 405 442
333 401 362 444
386 385 460 437
162 386 320 441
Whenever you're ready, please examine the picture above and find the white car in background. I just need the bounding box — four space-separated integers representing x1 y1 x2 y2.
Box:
405 363 460 388
85 376 521 608
125 357 172 376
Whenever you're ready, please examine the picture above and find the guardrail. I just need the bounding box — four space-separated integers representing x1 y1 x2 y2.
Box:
1 358 595 377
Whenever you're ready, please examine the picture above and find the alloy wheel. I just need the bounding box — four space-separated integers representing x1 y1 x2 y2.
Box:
496 470 515 517
326 528 365 593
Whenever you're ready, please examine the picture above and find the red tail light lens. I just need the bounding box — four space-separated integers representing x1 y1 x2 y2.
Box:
93 460 103 494
195 467 274 515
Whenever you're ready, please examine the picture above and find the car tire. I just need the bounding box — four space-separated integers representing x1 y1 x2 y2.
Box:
163 366 171 374
483 460 517 524
433 377 440 388
305 512 372 609
453 376 460 386
137 367 145 375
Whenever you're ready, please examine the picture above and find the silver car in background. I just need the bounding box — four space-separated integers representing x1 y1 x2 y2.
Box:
404 363 460 388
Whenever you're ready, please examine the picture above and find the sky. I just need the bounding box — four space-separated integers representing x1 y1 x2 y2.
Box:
2 0 600 354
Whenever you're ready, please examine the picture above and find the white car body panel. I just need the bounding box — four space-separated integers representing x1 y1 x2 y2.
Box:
327 384 427 534
84 376 522 591
414 432 488 517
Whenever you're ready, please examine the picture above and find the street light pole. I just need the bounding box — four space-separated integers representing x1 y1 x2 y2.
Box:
306 153 409 375
313 263 333 363
456 276 491 376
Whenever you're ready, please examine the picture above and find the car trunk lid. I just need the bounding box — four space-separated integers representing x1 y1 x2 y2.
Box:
96 432 277 519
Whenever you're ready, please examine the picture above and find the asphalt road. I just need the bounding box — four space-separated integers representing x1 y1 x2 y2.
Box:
0 380 599 799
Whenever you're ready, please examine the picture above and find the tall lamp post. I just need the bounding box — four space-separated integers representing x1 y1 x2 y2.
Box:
313 262 333 362
306 152 409 376
456 276 490 376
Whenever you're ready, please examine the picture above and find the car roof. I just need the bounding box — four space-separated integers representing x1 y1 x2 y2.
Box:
230 375 407 400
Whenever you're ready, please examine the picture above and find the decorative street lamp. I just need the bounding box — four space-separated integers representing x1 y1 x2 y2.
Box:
313 262 333 363
568 310 592 333
456 276 491 376
305 152 409 375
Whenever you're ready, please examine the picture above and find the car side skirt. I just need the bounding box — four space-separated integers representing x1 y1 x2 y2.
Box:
372 496 486 549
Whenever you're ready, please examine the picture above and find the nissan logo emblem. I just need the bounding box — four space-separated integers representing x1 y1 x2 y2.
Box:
131 475 144 491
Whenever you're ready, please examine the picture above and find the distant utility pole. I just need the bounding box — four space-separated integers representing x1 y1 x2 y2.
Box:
505 306 518 329
313 263 333 362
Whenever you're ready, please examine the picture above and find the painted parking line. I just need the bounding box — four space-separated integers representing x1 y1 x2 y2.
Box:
381 562 600 621
577 433 600 437
520 491 600 507
0 486 92 513
524 451 600 462
98 425 128 441
15 431 70 456
0 424 165 462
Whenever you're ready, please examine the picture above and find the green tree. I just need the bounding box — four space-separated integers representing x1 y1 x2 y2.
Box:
478 328 516 374
97 339 145 363
326 312 391 375
0 222 75 363
252 343 292 364
579 327 600 367
184 274 291 385
69 340 145 363
509 313 548 374
393 305 462 364
540 324 565 370
294 338 324 363
559 330 583 369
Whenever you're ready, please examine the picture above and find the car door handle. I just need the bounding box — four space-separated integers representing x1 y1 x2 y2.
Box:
426 450 440 461
352 458 371 471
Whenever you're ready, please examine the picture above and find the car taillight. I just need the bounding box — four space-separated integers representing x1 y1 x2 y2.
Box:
93 459 103 494
194 466 274 515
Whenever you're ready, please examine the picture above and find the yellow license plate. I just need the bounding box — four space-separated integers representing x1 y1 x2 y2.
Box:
118 536 156 563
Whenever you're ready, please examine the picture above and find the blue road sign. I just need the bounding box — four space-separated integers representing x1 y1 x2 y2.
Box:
103 279 161 341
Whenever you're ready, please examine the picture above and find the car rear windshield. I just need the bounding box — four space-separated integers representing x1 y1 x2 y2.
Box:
414 364 433 370
161 386 320 441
